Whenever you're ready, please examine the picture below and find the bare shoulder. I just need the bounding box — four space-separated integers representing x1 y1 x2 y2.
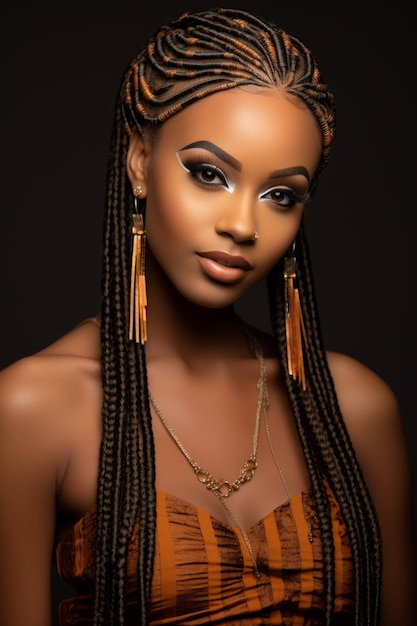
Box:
326 352 417 622
326 350 400 432
0 317 101 414
326 350 409 502
326 350 414 525
0 317 102 470
0 319 102 626
325 350 405 477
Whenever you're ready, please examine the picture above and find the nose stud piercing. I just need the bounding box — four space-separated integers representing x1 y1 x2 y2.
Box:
251 231 259 241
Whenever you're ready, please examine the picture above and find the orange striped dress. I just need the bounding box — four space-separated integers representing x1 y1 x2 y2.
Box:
56 483 354 624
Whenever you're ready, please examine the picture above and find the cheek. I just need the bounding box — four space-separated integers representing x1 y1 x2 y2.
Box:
146 196 203 249
258 209 304 268
144 162 184 241
144 155 214 246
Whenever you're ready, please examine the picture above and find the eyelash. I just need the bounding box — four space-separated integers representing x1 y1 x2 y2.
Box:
260 186 310 209
181 159 309 209
183 160 232 190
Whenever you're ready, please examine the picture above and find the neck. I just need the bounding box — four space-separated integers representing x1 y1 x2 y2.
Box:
144 251 250 362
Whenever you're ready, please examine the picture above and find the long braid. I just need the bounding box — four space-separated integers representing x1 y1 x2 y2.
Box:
96 98 156 624
96 8 381 624
296 223 382 622
268 222 382 623
268 259 336 622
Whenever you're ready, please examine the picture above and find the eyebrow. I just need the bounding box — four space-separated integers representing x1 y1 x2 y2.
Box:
269 166 310 182
179 140 310 182
179 141 242 171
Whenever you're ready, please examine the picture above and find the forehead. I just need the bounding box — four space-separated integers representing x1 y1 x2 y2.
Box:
153 87 322 176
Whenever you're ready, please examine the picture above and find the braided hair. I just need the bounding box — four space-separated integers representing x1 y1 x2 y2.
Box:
96 8 381 625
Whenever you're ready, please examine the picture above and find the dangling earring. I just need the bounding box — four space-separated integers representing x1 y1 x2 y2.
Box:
284 244 307 390
129 185 147 344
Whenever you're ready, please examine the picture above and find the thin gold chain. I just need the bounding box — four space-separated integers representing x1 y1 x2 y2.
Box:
264 407 291 500
148 330 267 576
149 394 263 575
149 332 267 500
148 328 309 574
149 389 261 498
263 395 313 543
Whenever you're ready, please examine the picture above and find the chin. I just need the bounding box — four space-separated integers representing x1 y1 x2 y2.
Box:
179 283 248 310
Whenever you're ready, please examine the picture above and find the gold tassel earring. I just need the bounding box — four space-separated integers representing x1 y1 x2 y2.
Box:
129 185 147 344
284 248 307 390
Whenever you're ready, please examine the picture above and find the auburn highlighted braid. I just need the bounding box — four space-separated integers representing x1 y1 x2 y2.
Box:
122 8 334 173
96 8 381 625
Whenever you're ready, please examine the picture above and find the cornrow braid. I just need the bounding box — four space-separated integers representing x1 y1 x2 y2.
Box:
122 8 335 174
96 7 381 625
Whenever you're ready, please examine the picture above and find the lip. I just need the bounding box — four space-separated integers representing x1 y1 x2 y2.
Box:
196 251 252 284
197 251 252 269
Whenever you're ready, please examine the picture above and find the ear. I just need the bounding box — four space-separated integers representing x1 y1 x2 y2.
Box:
126 130 152 195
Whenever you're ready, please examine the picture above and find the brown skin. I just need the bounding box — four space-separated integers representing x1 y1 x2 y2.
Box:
0 88 415 625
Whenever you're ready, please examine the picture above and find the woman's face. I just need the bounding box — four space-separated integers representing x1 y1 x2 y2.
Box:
128 87 322 309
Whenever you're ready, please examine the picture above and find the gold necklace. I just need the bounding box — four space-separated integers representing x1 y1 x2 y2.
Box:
148 329 268 577
150 340 265 496
148 329 310 574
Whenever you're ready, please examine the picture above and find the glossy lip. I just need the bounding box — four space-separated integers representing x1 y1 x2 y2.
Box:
196 251 253 284
197 250 252 270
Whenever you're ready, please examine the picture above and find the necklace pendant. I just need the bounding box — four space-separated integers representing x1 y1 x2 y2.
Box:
196 468 210 484
240 457 258 483
243 467 255 481
149 329 268 579
216 480 233 498
246 457 257 475
247 457 257 470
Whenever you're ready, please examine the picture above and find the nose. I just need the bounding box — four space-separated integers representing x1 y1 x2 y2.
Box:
215 195 257 244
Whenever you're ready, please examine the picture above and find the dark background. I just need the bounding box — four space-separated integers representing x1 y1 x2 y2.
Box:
1 1 415 622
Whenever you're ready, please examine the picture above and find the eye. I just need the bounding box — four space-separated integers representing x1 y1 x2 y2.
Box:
260 186 309 210
179 158 234 191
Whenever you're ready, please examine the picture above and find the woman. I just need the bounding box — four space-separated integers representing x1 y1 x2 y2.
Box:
0 7 415 626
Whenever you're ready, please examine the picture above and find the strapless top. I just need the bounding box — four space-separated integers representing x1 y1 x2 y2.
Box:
56 483 354 624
